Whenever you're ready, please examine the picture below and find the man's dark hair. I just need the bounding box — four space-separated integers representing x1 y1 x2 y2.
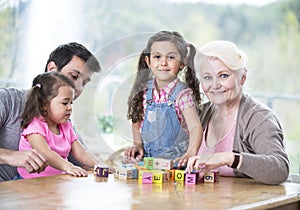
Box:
45 42 101 73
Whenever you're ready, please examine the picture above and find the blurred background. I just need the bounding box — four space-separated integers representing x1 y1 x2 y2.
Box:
0 0 299 172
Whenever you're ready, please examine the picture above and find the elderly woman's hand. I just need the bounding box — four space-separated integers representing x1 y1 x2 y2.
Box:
185 151 235 176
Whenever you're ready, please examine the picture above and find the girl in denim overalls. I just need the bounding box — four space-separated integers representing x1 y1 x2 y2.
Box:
126 31 203 168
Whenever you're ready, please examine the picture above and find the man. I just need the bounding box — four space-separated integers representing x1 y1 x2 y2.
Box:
0 42 101 181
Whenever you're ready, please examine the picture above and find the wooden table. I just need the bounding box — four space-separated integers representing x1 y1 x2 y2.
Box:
0 171 300 210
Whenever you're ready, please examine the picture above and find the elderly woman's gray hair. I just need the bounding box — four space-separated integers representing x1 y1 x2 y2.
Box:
194 40 248 73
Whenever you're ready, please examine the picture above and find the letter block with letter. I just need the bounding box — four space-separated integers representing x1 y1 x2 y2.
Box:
142 172 153 184
175 170 185 182
185 173 199 185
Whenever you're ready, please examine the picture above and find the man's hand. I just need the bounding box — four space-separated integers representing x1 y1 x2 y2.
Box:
5 149 48 173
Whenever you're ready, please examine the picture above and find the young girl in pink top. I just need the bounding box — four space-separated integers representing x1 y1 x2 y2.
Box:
17 71 98 179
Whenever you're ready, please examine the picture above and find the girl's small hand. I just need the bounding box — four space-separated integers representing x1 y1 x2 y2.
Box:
175 151 196 169
174 155 188 169
66 165 88 177
185 155 199 173
124 145 144 162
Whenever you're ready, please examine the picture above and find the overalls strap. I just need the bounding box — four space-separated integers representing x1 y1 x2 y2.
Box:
168 81 187 104
146 79 187 104
145 79 154 104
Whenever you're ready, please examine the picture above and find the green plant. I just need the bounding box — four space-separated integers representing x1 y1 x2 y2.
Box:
97 114 114 134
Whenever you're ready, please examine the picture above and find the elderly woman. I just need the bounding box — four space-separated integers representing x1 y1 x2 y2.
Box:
186 40 289 185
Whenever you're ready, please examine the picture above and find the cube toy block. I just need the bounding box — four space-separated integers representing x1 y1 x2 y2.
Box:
203 172 214 183
153 158 174 170
94 166 109 177
118 168 133 180
153 172 163 184
93 165 97 175
175 170 185 182
120 164 138 179
126 169 133 179
211 170 220 182
135 161 145 167
109 167 115 174
144 157 154 170
115 168 119 178
142 172 153 184
200 170 220 183
185 173 198 185
166 169 175 180
135 165 148 171
131 168 138 179
122 163 135 168
118 168 127 179
162 172 170 182
138 170 152 180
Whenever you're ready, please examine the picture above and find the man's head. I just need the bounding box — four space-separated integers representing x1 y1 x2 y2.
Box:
45 42 101 99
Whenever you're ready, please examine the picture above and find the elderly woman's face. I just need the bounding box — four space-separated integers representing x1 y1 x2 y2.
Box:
199 57 245 105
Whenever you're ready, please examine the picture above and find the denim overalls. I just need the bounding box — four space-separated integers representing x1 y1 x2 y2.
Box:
141 79 189 160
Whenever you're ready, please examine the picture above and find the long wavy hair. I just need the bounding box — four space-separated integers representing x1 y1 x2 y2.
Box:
127 30 202 123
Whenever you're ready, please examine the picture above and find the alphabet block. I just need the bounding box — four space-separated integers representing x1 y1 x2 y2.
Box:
94 166 109 177
135 165 148 171
131 168 138 179
211 170 220 182
138 170 152 180
118 168 133 180
122 163 135 168
144 157 154 170
175 170 185 182
166 169 175 180
142 172 153 184
199 170 220 183
162 172 170 182
185 173 198 185
153 158 174 170
204 172 214 183
153 172 163 184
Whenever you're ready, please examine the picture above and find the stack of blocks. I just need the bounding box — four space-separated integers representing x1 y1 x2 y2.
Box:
94 157 219 185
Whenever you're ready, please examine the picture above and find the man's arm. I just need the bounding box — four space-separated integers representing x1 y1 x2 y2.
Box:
0 148 47 173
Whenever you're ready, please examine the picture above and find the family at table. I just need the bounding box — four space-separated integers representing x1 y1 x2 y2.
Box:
0 30 289 185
